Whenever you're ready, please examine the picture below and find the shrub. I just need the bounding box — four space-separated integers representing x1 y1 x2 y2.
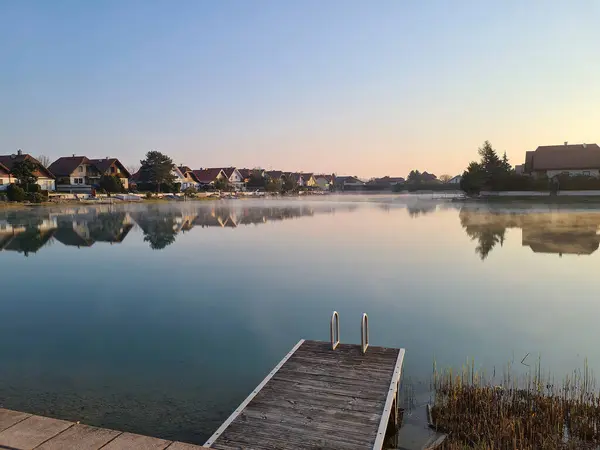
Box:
27 192 45 203
26 183 41 193
6 184 26 202
183 186 197 197
0 193 7 202
145 192 153 199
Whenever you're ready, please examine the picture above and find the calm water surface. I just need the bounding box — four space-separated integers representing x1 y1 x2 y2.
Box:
1 195 600 444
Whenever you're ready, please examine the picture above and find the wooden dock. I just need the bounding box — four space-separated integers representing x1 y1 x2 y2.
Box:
205 339 405 450
0 314 405 449
0 408 207 450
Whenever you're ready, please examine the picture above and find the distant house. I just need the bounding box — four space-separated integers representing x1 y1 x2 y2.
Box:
174 166 200 190
0 151 56 191
48 156 100 193
335 176 365 190
266 170 285 181
371 176 405 189
300 173 317 187
524 143 600 178
314 174 335 190
447 175 462 184
220 168 245 190
192 168 227 187
88 158 131 189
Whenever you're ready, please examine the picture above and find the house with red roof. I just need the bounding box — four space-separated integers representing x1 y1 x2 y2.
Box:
192 168 227 187
0 151 56 191
48 155 130 192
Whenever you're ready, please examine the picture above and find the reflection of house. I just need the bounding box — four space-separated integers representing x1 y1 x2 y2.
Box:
524 143 600 178
522 228 600 256
0 151 56 191
0 229 55 255
459 207 600 258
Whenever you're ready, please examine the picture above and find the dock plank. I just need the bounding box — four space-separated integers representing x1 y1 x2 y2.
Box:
0 415 72 449
206 339 405 450
35 424 121 450
0 409 31 433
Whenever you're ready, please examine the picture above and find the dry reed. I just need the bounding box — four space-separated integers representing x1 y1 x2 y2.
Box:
431 359 600 449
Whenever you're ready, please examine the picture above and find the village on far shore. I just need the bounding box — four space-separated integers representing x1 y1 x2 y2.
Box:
3 141 599 202
0 149 464 201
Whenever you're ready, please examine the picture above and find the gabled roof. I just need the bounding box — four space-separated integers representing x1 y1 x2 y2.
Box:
336 176 364 184
315 174 335 182
180 168 200 183
300 173 315 180
0 154 55 179
193 168 225 183
266 170 284 179
89 158 131 177
530 143 600 171
238 168 253 179
0 162 9 175
48 156 91 177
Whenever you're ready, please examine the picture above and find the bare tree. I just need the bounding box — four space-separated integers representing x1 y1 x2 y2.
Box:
37 155 51 168
439 174 452 183
126 164 140 175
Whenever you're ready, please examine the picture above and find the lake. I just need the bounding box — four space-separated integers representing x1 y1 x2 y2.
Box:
1 195 600 445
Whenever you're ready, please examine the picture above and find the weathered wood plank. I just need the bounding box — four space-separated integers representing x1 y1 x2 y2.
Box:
0 409 31 433
99 432 172 450
0 415 72 449
35 424 121 450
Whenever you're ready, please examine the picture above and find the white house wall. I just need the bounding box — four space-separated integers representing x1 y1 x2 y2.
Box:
546 169 600 178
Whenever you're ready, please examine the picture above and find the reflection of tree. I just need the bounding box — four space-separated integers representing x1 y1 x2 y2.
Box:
407 204 437 218
132 213 179 250
88 213 133 242
460 210 507 260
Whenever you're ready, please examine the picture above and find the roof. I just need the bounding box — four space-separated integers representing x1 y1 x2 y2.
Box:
336 176 364 184
220 167 237 178
266 171 284 179
0 154 55 179
300 173 315 180
315 174 334 182
238 168 253 179
193 168 224 183
178 165 192 173
529 144 600 171
0 162 9 175
48 156 90 177
89 158 131 177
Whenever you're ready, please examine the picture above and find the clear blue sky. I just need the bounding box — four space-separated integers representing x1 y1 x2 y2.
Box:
2 1 600 178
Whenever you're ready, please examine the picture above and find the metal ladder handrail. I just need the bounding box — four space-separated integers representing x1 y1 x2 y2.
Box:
361 313 369 354
330 311 340 350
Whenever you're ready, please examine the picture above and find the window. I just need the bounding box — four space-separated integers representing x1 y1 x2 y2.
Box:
78 166 84 173
0 180 3 185
74 178 84 184
583 171 591 176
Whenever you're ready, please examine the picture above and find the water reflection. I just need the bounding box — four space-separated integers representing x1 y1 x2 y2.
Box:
0 203 354 254
460 206 600 258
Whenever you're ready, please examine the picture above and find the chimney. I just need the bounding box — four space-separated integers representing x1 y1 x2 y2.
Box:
564 142 568 146
583 143 587 148
17 149 22 156
72 153 75 157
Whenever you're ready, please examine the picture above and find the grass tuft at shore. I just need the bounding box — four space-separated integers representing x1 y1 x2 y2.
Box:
432 359 600 449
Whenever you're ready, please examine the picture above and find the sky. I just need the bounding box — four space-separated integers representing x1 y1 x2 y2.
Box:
1 1 600 178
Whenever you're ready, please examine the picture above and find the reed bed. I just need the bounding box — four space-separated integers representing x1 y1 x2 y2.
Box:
431 359 600 449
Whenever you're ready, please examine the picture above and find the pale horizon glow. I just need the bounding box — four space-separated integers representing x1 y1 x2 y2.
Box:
1 1 600 179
